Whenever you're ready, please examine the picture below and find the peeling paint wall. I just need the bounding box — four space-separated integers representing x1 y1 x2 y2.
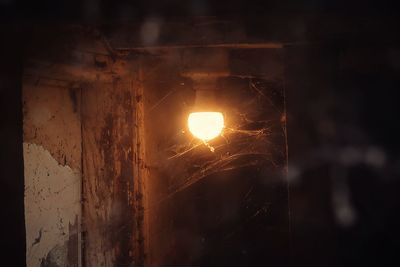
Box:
24 143 81 267
23 83 82 267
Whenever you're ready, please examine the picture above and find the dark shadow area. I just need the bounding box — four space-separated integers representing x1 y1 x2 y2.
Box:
285 45 400 266
0 26 26 266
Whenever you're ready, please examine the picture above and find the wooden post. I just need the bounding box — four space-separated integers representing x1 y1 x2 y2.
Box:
81 77 137 266
132 66 149 267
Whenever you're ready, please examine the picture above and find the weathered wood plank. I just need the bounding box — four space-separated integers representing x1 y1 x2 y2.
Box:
81 77 137 267
24 25 130 84
103 18 249 49
132 68 149 266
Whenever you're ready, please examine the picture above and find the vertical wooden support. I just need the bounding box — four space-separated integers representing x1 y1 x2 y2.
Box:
81 78 136 266
132 67 149 266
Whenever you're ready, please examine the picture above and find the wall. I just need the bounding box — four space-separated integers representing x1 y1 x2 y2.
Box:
23 82 82 267
22 26 142 267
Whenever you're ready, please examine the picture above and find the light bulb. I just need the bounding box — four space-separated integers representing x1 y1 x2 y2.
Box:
188 112 224 141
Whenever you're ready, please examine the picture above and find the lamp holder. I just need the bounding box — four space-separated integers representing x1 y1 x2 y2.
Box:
180 48 230 111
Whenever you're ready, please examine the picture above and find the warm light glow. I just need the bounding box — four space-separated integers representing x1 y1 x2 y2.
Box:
188 112 224 141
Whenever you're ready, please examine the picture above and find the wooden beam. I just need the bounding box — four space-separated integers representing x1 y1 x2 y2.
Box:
132 66 149 267
81 77 137 266
115 42 283 51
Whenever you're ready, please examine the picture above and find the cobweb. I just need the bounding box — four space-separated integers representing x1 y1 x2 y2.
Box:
155 77 286 204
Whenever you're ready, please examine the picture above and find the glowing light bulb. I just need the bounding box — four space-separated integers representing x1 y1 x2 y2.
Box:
188 112 224 141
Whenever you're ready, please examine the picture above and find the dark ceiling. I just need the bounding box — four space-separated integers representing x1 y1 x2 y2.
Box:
1 0 399 21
